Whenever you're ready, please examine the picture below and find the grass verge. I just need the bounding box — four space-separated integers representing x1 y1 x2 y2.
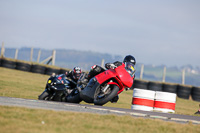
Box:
1 106 200 133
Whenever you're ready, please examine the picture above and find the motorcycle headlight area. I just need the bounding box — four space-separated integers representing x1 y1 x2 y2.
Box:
48 80 51 84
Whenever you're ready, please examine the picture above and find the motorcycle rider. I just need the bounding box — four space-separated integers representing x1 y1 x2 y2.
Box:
78 55 136 103
65 66 82 88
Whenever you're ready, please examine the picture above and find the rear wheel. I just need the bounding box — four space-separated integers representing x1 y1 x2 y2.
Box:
94 84 119 106
38 91 52 100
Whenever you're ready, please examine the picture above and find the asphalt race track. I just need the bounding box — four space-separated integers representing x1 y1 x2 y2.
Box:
0 96 200 124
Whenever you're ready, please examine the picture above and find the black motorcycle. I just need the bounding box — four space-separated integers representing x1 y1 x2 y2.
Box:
38 74 77 102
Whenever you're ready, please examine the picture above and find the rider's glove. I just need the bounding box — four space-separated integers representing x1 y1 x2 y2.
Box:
105 63 116 69
110 64 117 69
105 63 111 69
51 73 56 77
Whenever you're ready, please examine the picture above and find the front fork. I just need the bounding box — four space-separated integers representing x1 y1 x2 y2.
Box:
101 80 113 93
45 89 54 100
101 84 110 94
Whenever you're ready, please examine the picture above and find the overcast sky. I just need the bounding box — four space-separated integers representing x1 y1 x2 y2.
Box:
0 0 200 67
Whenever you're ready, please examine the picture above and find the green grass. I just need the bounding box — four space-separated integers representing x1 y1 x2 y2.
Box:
1 106 200 133
0 67 200 133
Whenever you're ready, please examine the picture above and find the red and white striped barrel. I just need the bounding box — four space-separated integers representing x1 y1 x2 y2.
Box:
154 91 176 113
131 88 155 111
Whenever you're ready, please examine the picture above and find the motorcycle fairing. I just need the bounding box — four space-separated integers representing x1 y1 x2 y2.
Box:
45 75 69 100
95 64 133 88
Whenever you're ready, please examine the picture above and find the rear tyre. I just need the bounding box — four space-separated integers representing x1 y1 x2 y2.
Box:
38 91 51 100
94 84 119 106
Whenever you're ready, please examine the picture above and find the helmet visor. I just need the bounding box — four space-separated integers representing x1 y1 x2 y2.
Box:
125 62 135 77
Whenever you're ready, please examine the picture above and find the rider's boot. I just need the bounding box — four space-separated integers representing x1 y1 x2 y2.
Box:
76 73 89 92
80 78 88 85
195 110 200 114
79 73 89 85
110 95 119 103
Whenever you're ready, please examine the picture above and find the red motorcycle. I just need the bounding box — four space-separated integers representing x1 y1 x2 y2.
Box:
80 63 135 106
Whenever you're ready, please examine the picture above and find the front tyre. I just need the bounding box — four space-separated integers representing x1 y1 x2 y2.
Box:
94 84 119 106
38 90 51 100
65 89 82 103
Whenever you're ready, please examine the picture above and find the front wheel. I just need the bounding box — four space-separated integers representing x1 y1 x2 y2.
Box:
65 89 82 103
94 84 119 106
38 90 52 100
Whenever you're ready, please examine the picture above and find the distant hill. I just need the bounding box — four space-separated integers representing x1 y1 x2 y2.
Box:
2 47 123 70
1 47 200 87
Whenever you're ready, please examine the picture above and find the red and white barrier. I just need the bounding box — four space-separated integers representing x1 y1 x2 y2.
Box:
131 88 155 111
154 91 176 113
131 89 176 113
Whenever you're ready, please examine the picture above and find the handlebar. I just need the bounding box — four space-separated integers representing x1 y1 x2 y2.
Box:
110 64 117 69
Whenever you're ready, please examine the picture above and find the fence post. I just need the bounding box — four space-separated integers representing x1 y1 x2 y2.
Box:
40 50 55 65
14 49 18 59
140 64 144 79
37 49 41 63
162 66 166 82
101 59 105 68
52 50 56 65
1 42 5 58
30 47 33 62
182 68 185 85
